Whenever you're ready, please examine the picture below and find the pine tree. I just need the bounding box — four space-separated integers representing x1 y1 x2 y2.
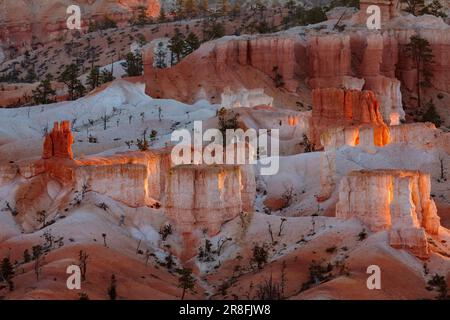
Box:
24 68 37 83
421 0 447 17
121 52 143 77
134 6 149 26
158 7 167 22
23 249 31 263
1 257 15 291
58 64 86 100
32 74 56 105
178 268 195 300
168 29 187 64
422 100 442 127
155 42 168 68
203 19 225 41
87 66 100 91
185 32 200 55
401 0 426 16
100 69 115 84
107 274 117 300
404 35 434 109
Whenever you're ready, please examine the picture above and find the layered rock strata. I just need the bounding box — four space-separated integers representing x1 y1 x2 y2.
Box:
336 170 440 258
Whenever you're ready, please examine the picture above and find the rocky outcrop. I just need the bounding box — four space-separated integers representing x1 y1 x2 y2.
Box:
336 170 440 258
165 164 246 236
311 88 390 147
143 35 307 105
308 32 404 125
42 121 74 160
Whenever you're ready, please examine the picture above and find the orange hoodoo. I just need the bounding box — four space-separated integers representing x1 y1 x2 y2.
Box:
42 121 74 160
312 88 390 147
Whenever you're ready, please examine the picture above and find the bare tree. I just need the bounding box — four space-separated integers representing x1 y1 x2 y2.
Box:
78 250 88 281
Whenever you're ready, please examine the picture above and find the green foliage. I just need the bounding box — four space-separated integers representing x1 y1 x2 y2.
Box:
301 260 334 291
168 29 187 65
427 274 449 300
155 42 168 69
0 257 15 291
255 274 282 300
198 239 215 262
421 0 448 17
158 7 167 22
422 100 442 127
402 0 425 16
252 243 269 269
178 267 196 300
132 6 151 26
404 35 435 109
185 32 201 55
121 52 143 77
203 19 225 41
100 69 115 84
167 30 201 65
283 4 328 28
218 107 239 143
32 74 56 105
88 16 117 32
136 137 149 151
23 249 31 263
357 229 368 241
273 66 285 88
58 64 86 100
87 66 100 91
107 274 117 300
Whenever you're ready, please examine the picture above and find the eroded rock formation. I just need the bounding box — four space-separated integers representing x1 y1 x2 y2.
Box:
311 88 390 147
42 121 74 160
143 35 306 106
165 164 244 236
336 170 440 258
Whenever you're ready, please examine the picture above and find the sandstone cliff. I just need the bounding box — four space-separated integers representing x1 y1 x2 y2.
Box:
336 170 441 258
311 88 390 147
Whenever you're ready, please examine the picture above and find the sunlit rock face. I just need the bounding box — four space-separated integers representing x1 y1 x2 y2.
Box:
42 121 74 160
165 165 246 236
308 32 404 125
311 88 390 148
336 170 440 258
395 27 450 95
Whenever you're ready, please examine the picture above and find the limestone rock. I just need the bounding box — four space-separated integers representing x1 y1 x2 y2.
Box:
311 88 389 147
42 121 74 160
165 164 244 236
336 170 441 258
